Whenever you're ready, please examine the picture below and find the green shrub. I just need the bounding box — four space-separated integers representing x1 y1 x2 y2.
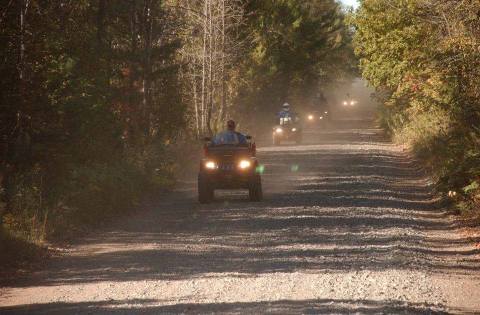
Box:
0 226 48 270
3 166 49 242
2 157 176 242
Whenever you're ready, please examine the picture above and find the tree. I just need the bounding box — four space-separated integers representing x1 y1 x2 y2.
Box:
351 0 480 206
172 0 245 136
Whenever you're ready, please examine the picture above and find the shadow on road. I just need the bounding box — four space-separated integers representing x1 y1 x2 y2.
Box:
0 298 466 314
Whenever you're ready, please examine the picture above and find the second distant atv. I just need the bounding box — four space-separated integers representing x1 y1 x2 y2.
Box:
305 110 329 125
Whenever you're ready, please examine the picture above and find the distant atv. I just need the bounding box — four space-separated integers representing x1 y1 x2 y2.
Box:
198 136 262 203
304 110 329 126
342 99 357 107
321 108 332 121
272 123 302 145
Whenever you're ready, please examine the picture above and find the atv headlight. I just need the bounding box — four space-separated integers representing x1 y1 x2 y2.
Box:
205 161 217 170
292 128 297 132
350 101 355 105
343 101 348 106
238 160 252 169
319 116 324 120
308 115 314 120
324 111 328 114
275 128 283 133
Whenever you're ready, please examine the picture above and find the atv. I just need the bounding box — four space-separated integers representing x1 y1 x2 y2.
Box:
198 136 262 204
305 110 327 125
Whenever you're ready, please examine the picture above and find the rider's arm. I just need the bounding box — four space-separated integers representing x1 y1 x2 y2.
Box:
237 133 247 145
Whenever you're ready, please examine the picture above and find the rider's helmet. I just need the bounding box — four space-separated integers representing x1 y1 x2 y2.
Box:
227 119 236 131
282 103 290 111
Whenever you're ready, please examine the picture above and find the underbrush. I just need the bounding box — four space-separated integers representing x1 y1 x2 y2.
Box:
0 141 200 270
0 227 48 273
384 104 480 219
2 162 157 243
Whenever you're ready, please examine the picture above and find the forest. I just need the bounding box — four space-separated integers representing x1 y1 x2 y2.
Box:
0 0 353 253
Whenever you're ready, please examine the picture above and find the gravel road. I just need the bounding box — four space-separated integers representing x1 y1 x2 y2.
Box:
1 119 480 314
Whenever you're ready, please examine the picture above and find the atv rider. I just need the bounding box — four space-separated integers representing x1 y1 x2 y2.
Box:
277 103 298 125
212 120 247 146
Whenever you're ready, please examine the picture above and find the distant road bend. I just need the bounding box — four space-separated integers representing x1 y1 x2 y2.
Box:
1 118 480 314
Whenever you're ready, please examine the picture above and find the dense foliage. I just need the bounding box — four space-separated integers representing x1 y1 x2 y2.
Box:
351 0 480 212
0 0 186 242
0 0 354 249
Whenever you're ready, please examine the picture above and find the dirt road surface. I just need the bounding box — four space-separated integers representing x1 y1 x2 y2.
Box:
1 119 480 314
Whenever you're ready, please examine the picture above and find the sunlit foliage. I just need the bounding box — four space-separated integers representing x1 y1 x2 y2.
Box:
351 0 480 211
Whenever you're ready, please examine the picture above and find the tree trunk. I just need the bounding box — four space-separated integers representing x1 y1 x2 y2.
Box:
206 0 213 135
220 0 227 122
128 1 139 145
96 0 106 49
143 0 153 142
193 70 200 137
201 0 208 134
18 0 29 131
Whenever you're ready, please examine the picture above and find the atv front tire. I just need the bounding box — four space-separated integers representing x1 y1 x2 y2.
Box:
198 176 214 204
249 176 263 202
273 135 281 146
